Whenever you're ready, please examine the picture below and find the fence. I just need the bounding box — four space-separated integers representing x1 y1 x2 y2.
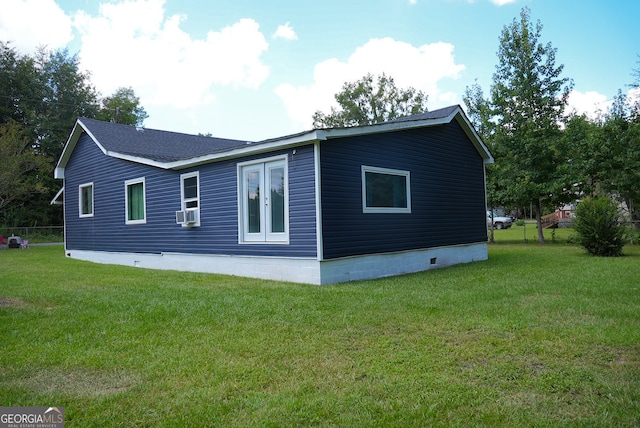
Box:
0 226 64 244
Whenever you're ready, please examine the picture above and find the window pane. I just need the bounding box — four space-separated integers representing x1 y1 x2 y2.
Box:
127 182 144 221
366 172 407 208
183 176 198 199
270 167 285 233
81 185 93 215
246 170 261 233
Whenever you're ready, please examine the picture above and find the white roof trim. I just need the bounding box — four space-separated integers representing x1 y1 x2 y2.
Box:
54 118 109 179
50 187 64 205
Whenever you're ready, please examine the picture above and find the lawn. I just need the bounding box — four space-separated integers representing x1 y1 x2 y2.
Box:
489 222 576 244
1 243 639 427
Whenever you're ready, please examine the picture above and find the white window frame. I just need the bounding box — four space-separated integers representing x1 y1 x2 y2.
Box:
78 182 94 218
362 165 411 214
180 171 200 227
237 155 289 244
124 177 146 225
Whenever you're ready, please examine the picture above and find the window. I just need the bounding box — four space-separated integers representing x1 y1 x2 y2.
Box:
180 171 200 226
238 156 288 243
125 178 146 224
79 182 94 217
362 166 411 213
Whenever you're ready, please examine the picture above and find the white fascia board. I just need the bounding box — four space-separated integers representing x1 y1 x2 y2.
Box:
320 116 454 140
103 130 325 170
453 113 494 164
54 118 110 179
320 106 494 163
50 187 64 205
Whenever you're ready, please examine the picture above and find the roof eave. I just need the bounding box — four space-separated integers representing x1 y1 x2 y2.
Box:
103 130 325 170
320 106 494 162
54 118 108 179
451 111 494 163
55 106 493 173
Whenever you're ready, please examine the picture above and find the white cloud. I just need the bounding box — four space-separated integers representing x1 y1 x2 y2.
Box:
489 0 517 5
273 22 297 41
567 90 611 120
72 0 269 108
627 87 640 106
0 0 73 53
275 37 465 129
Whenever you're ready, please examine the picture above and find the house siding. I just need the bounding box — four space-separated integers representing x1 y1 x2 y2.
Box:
320 121 488 260
64 133 317 258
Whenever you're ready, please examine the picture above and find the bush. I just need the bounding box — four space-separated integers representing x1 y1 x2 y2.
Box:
573 197 628 256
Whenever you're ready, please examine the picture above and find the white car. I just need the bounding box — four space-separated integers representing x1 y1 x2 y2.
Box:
487 211 513 229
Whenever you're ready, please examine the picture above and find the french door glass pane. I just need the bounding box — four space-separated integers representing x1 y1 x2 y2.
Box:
270 166 285 233
246 170 261 233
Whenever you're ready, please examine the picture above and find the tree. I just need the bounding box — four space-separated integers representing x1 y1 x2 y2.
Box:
559 113 600 197
0 42 43 128
597 91 640 225
312 73 428 128
34 48 100 160
97 86 148 126
0 121 50 213
0 43 149 227
467 7 573 243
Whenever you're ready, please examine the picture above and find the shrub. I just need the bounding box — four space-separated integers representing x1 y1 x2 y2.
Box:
573 197 628 256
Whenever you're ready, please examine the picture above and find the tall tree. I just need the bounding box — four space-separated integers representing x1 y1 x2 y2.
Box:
486 7 573 243
559 113 600 198
0 121 50 213
312 73 428 128
598 91 640 224
35 47 100 159
0 44 147 227
97 86 148 126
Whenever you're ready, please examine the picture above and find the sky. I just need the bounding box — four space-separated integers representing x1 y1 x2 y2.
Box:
1 0 638 141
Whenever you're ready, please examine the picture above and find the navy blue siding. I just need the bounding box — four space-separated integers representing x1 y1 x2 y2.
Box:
320 121 487 259
64 133 317 257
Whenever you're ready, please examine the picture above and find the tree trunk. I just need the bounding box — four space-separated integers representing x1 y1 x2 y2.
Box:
489 209 495 244
535 198 545 244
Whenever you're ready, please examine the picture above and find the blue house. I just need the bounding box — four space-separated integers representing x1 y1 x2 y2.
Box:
54 105 493 284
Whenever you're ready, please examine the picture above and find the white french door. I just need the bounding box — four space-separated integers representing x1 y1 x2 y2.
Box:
240 157 288 243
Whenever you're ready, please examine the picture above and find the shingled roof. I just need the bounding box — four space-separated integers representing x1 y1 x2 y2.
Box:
55 105 492 179
77 117 252 162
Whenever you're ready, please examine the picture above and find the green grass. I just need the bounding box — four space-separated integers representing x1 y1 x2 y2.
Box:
1 243 639 427
490 222 577 244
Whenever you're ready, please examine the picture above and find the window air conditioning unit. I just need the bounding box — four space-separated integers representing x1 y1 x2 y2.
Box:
176 208 199 225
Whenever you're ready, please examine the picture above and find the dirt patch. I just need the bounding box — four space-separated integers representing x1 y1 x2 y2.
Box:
9 368 141 398
0 297 24 308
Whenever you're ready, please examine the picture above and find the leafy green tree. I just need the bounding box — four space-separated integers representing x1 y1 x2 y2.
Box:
558 113 600 197
466 7 573 243
0 121 51 213
0 42 43 129
597 91 640 224
0 43 147 226
312 73 428 128
34 48 100 160
97 86 148 126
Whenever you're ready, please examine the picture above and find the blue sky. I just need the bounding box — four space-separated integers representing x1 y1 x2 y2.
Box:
1 0 638 140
